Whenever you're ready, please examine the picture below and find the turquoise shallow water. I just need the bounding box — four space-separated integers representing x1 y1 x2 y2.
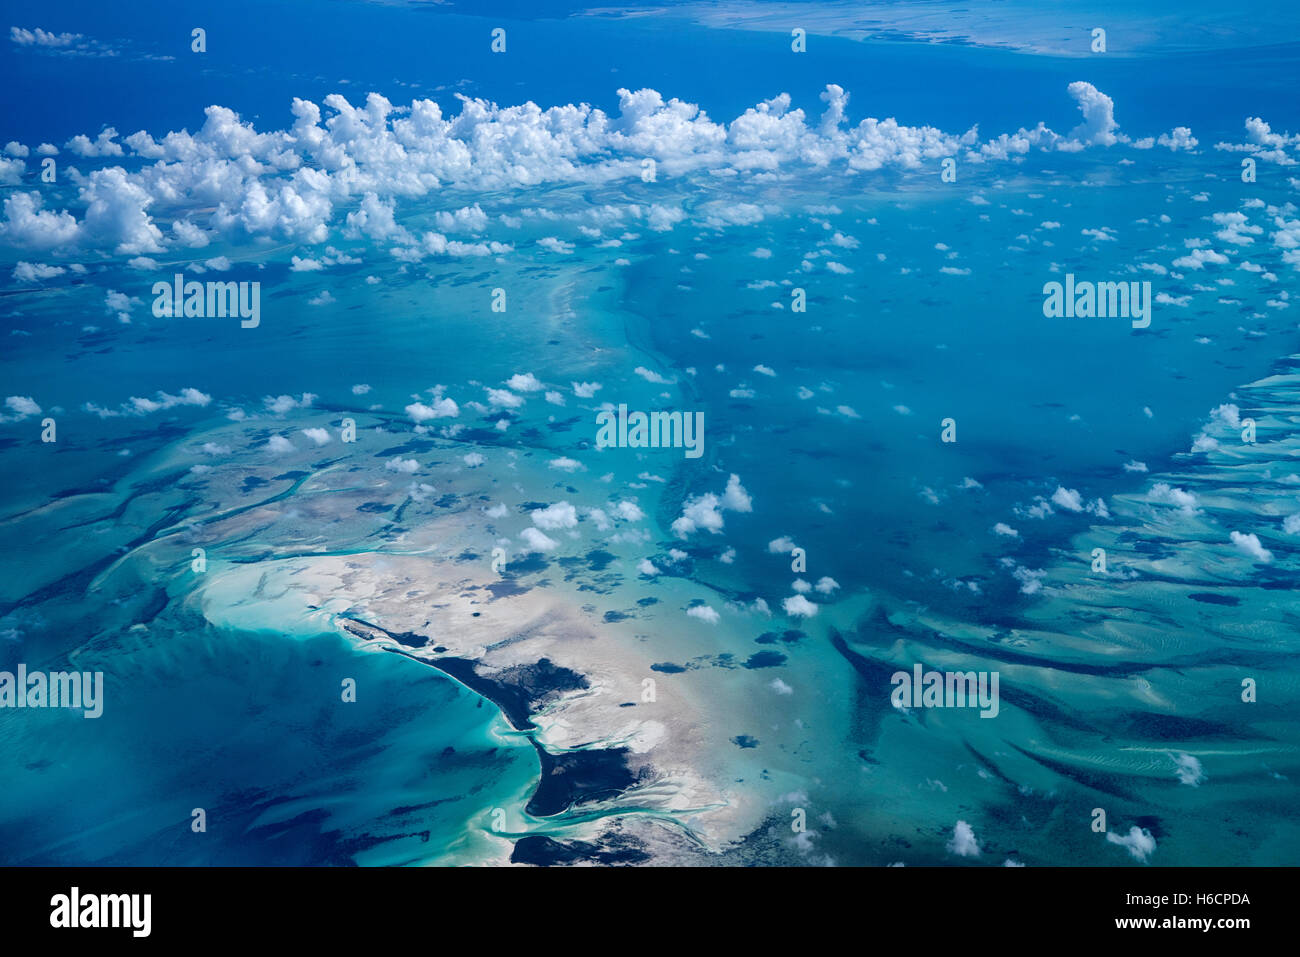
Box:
1 0 1298 866
0 617 538 865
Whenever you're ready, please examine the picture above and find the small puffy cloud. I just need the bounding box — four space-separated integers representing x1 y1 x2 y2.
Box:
672 474 751 538
104 289 139 323
1229 530 1272 562
385 456 419 473
1149 483 1198 514
264 393 316 415
267 435 294 454
672 493 724 537
1065 81 1119 147
1173 248 1229 270
140 388 209 411
532 501 578 530
519 527 558 552
66 127 124 158
721 473 752 512
10 26 80 47
1051 487 1084 512
506 372 544 392
687 604 720 624
0 192 80 248
1107 826 1156 863
538 236 574 254
12 261 65 282
1212 211 1262 246
783 594 818 618
616 501 645 522
1208 403 1241 429
701 201 764 228
434 204 488 233
485 387 523 408
634 366 673 385
1157 126 1197 151
1172 752 1206 787
1013 565 1046 595
1080 227 1116 242
85 387 211 419
406 397 458 421
946 820 981 858
300 427 331 446
3 395 41 419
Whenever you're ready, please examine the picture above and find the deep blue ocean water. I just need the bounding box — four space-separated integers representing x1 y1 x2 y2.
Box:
2 0 1298 866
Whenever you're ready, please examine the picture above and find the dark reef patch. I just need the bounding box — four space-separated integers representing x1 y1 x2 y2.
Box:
1112 710 1254 741
507 554 549 575
338 618 647 837
650 662 687 673
585 549 616 570
1187 592 1239 606
527 746 640 817
510 833 650 866
485 579 530 599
